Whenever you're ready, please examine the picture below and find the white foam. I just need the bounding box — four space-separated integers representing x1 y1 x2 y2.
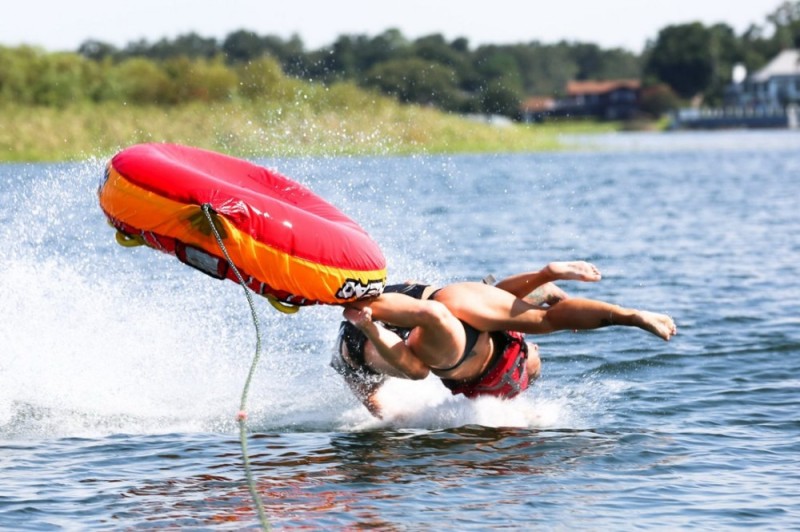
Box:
333 375 589 431
0 158 612 438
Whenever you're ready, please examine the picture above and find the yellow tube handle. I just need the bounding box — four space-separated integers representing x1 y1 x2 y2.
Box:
267 295 301 314
115 230 146 247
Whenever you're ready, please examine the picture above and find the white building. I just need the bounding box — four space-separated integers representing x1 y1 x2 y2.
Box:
677 49 800 129
741 49 800 107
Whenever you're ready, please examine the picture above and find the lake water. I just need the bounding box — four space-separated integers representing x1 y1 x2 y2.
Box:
1 131 799 529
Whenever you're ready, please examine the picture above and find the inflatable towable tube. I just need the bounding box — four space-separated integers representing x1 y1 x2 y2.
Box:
98 143 386 310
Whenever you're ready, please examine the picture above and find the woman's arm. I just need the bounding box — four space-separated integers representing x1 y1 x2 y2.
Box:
344 306 431 380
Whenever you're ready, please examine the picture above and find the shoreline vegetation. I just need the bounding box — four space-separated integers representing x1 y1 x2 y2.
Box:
2 1 797 162
0 99 625 163
0 41 634 163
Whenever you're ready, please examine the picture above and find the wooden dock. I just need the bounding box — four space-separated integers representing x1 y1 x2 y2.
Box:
670 105 799 130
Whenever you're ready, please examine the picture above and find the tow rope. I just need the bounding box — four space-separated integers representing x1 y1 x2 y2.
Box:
203 203 270 530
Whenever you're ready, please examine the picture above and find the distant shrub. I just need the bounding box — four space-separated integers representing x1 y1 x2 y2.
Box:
161 55 237 103
235 56 286 100
639 83 682 117
0 46 33 104
317 81 378 111
109 58 173 104
364 58 461 109
0 46 293 106
0 46 91 106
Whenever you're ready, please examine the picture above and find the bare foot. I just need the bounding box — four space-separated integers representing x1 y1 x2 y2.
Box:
343 306 373 329
635 311 677 341
545 261 602 282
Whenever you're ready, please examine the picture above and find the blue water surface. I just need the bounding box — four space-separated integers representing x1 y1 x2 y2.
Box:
1 130 799 529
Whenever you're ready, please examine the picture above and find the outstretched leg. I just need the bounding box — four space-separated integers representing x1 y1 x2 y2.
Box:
494 261 601 298
537 298 677 340
434 283 676 341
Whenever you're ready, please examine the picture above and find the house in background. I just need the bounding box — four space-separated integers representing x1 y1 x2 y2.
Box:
521 79 642 122
520 96 555 122
727 49 800 108
559 80 641 120
676 49 800 129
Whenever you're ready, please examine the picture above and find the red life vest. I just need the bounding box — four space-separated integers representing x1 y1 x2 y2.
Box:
442 331 529 399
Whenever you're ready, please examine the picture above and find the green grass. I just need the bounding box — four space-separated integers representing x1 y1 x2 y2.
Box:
0 97 625 162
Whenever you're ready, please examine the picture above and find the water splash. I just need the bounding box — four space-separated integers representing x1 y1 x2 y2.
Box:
0 155 611 439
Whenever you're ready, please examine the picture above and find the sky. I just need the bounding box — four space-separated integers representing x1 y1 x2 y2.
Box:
0 0 785 54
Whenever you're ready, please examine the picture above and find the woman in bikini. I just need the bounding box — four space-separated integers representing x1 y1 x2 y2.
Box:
333 261 677 418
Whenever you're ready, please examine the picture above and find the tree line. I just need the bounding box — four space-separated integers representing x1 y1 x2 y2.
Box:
72 28 642 116
1 1 798 117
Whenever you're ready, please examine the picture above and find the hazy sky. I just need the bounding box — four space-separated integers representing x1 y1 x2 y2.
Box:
1 0 784 53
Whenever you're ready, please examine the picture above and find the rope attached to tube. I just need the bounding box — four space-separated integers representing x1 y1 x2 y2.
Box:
202 203 270 530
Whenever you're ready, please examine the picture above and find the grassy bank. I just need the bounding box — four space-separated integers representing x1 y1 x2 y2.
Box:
0 97 622 162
